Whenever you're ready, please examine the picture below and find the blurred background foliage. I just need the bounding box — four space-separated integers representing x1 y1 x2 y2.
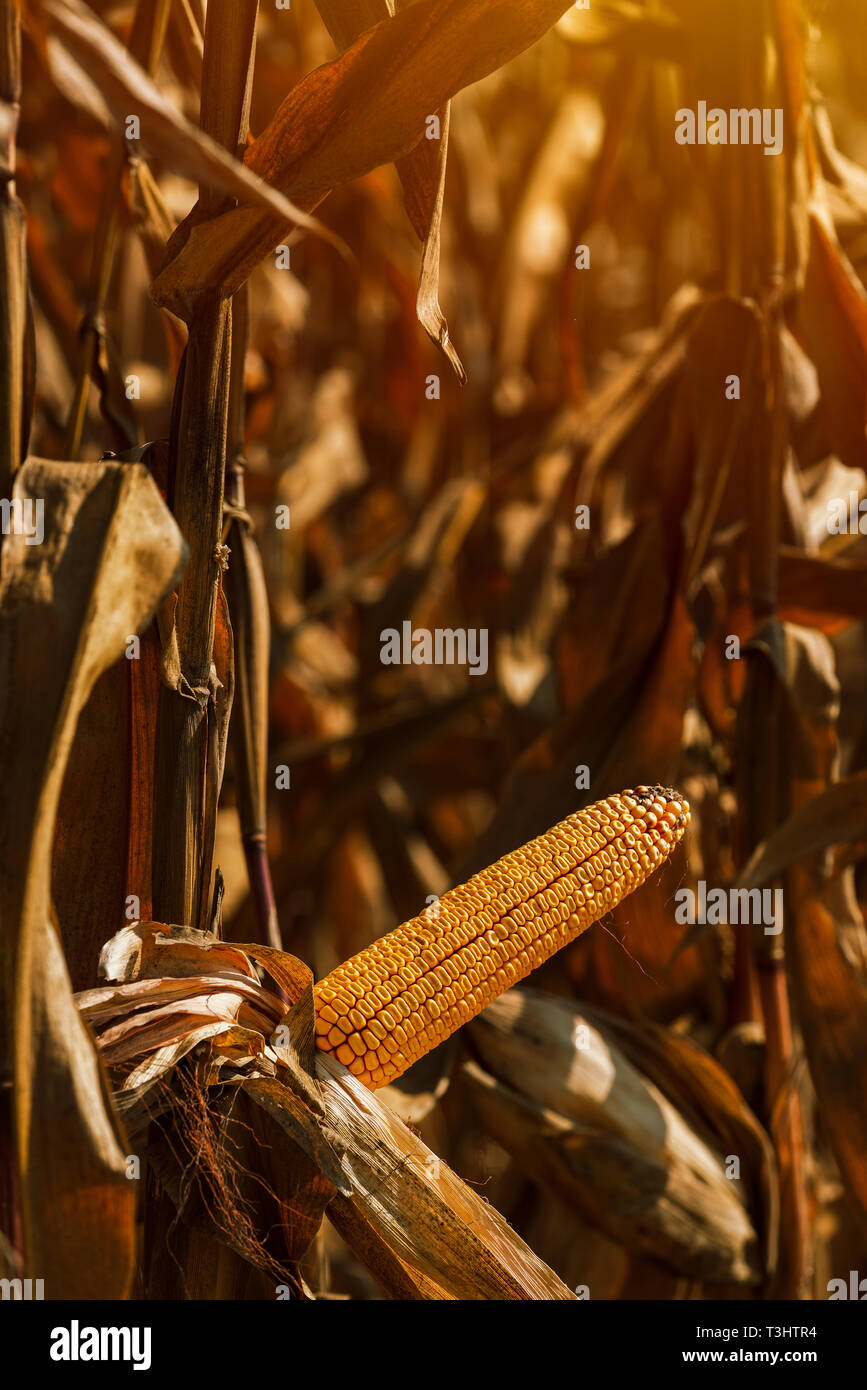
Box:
12 0 867 1297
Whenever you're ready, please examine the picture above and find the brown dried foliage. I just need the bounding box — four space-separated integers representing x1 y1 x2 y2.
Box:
2 0 867 1304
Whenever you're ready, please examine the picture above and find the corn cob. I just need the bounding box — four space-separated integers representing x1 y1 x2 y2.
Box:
313 786 689 1089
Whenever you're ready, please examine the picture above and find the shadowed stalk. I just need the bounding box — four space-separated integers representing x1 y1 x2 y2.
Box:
224 450 282 949
747 15 811 1285
63 0 172 460
559 54 642 402
0 0 26 1258
0 0 23 1238
740 321 810 1296
152 0 260 932
223 221 281 948
0 0 28 1278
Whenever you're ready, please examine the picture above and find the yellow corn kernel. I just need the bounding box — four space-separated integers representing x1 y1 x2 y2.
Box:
314 786 689 1089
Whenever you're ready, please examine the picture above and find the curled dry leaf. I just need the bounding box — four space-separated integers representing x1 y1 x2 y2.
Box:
0 86 28 489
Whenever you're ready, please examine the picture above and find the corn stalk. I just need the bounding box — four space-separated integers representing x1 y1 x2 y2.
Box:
0 0 28 499
151 0 260 931
63 0 172 460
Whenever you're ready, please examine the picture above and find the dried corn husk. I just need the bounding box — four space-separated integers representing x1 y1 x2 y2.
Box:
465 989 771 1285
79 923 575 1299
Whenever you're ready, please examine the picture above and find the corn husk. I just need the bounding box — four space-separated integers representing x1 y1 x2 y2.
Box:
465 989 773 1284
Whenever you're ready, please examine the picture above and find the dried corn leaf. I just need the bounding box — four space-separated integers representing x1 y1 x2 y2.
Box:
463 517 671 873
152 0 577 315
788 860 867 1240
314 0 463 377
777 548 867 630
736 772 867 890
682 295 764 584
314 0 394 51
799 210 867 473
31 0 328 241
0 455 185 1296
748 622 867 1241
735 621 837 1294
52 662 131 990
399 101 464 382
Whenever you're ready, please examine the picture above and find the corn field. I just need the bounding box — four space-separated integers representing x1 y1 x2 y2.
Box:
3 0 867 1325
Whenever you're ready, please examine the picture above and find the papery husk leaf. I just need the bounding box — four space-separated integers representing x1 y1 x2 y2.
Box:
326 1191 457 1299
594 1003 779 1279
316 1050 575 1299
